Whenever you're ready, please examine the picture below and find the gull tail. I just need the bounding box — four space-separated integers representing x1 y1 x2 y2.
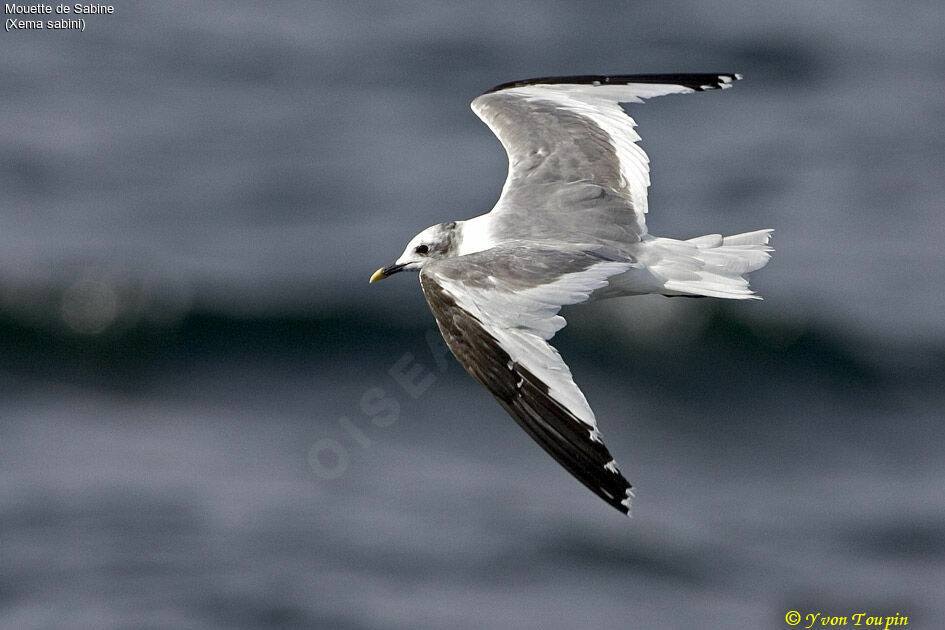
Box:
643 229 774 299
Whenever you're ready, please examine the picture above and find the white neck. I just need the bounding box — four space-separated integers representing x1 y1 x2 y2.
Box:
455 215 495 257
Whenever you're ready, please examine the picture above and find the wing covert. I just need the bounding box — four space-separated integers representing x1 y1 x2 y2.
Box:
420 245 635 514
471 73 741 248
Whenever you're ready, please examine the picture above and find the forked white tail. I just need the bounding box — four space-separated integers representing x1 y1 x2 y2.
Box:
649 229 773 299
598 229 773 301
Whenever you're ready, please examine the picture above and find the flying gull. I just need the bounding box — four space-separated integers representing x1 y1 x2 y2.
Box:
370 74 772 515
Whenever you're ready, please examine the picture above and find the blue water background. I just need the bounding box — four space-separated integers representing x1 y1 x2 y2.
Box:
2 1 944 628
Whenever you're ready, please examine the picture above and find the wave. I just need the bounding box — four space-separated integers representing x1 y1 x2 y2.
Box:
2 296 939 390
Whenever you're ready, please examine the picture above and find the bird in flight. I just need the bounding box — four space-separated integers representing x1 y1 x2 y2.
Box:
370 74 772 515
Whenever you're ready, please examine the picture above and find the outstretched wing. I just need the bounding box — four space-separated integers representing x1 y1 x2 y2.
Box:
420 244 635 514
471 73 741 248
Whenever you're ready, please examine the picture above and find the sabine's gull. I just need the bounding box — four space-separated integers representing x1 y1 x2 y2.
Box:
370 74 772 515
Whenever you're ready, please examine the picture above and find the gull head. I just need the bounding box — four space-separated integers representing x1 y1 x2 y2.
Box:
370 221 458 283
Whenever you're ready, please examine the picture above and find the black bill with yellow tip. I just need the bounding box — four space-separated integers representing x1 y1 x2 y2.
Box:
369 263 406 283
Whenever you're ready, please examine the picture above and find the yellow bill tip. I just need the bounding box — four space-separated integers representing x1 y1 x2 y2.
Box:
369 267 385 283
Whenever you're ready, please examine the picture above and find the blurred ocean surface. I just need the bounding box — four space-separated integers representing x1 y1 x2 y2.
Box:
2 1 944 628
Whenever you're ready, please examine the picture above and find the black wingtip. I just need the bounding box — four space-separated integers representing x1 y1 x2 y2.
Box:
421 276 636 517
485 73 742 95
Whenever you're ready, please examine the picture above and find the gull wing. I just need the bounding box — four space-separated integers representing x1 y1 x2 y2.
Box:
471 74 741 247
419 244 635 514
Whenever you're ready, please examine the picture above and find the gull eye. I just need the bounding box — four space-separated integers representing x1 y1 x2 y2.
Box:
414 244 429 255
